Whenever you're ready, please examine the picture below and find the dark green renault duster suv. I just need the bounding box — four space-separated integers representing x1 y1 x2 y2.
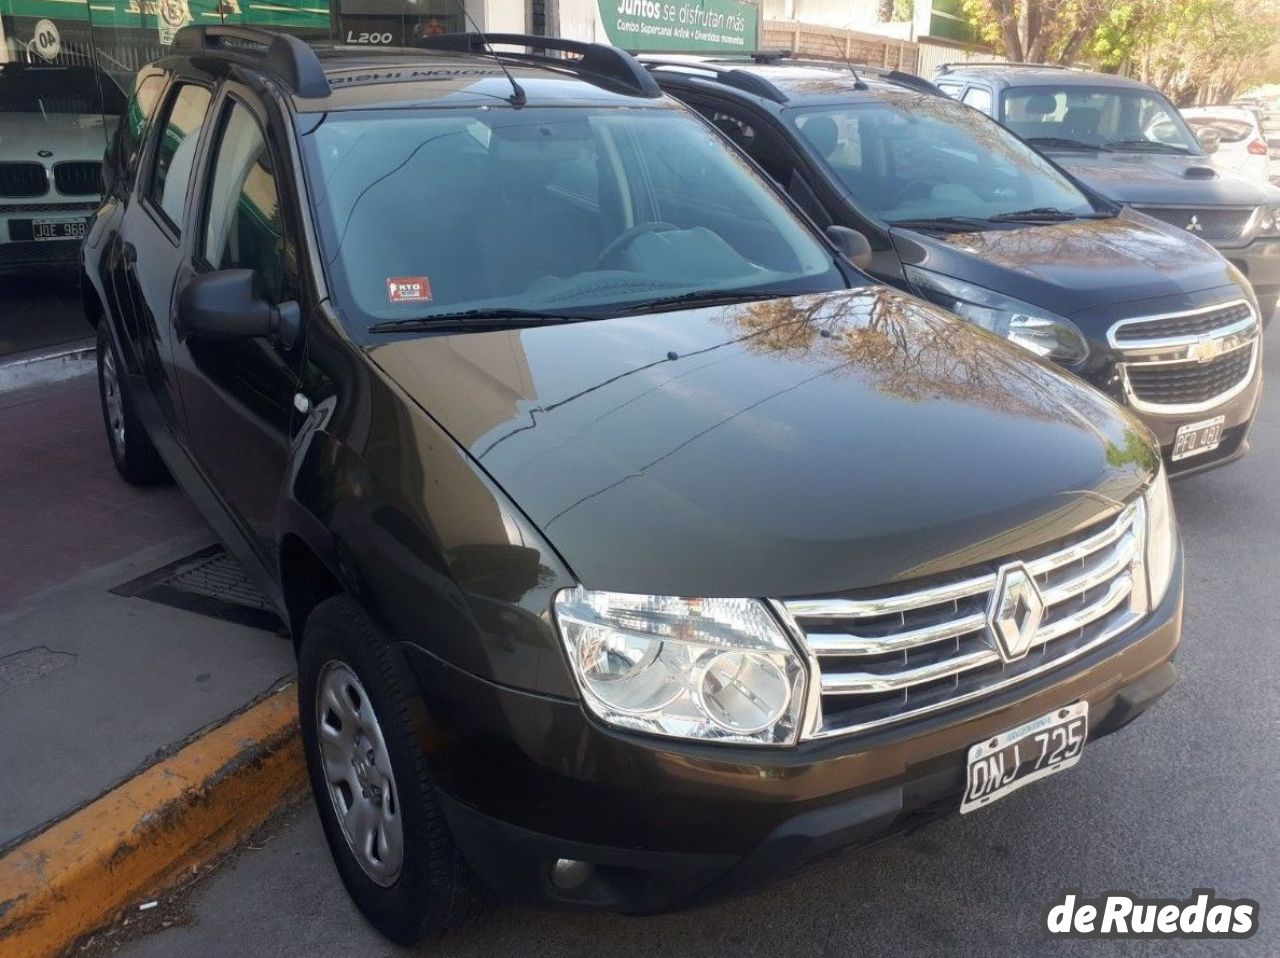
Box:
82 29 1182 944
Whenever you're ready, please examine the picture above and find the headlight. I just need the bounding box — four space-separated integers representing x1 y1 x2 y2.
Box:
1258 205 1280 237
904 266 1089 365
552 588 807 745
1142 463 1177 610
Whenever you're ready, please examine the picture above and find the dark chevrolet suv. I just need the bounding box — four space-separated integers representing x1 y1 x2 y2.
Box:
83 28 1182 944
935 63 1280 323
646 57 1263 475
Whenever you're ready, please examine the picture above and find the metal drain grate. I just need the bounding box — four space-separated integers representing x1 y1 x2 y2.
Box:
112 545 283 633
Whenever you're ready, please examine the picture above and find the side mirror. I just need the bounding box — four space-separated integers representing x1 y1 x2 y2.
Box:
1195 127 1221 154
177 269 300 347
827 225 873 270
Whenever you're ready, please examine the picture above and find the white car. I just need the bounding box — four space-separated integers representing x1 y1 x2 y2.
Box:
1181 105 1272 185
0 63 121 273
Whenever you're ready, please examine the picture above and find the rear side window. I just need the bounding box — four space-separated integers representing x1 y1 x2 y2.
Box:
114 73 165 178
961 87 993 115
148 84 212 229
201 100 295 304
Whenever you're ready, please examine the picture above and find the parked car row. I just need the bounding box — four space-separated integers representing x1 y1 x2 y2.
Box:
933 62 1280 327
78 30 1231 944
648 55 1265 474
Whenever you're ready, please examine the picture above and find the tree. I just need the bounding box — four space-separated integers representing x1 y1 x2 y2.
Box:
960 0 1113 63
961 0 1280 102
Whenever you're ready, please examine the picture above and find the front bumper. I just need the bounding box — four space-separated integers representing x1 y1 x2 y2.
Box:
0 238 81 273
1222 237 1280 323
402 553 1183 912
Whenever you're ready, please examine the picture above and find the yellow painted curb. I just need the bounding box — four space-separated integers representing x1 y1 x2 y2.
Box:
0 687 305 958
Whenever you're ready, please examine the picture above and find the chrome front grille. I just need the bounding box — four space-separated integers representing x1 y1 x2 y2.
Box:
1109 299 1259 414
1127 349 1253 406
1132 205 1256 245
778 502 1146 739
1112 301 1253 342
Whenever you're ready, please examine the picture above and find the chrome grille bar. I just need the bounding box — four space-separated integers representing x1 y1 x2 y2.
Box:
780 501 1146 738
1109 299 1259 415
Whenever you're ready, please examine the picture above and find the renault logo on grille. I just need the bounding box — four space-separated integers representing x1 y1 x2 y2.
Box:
985 562 1046 662
1185 215 1203 232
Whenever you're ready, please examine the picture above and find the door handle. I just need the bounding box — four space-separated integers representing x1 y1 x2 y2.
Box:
121 242 137 266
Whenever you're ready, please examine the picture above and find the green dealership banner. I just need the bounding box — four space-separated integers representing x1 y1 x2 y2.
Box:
600 0 758 53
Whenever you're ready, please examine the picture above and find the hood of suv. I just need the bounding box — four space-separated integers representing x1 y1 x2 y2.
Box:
370 287 1156 598
1047 150 1279 205
0 113 115 165
892 209 1241 319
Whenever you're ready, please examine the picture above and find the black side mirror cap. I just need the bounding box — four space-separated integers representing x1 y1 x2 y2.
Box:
827 225 873 270
177 269 300 347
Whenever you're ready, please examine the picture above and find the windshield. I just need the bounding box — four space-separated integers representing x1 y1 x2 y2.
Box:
0 64 125 116
302 107 845 326
1002 85 1200 154
785 94 1097 225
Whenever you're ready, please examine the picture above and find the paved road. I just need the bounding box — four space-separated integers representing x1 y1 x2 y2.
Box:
111 326 1280 957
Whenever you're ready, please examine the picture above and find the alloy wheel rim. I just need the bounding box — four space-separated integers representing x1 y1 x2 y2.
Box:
102 348 126 453
316 661 404 887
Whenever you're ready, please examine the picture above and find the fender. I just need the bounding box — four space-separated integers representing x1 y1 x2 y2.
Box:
282 315 579 698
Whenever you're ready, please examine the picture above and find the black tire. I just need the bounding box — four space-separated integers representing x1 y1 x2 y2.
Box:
298 595 484 944
96 322 168 485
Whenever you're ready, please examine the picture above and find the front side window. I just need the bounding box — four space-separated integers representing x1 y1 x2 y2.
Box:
302 107 844 327
786 94 1098 225
149 84 212 228
201 100 293 303
1002 85 1200 154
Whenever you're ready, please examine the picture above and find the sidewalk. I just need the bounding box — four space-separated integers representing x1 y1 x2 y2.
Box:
0 375 296 849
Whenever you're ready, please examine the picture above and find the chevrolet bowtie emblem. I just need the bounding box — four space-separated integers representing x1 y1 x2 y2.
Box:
1185 215 1203 232
1188 333 1225 364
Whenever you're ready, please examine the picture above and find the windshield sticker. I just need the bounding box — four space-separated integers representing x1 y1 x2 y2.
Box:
388 277 433 304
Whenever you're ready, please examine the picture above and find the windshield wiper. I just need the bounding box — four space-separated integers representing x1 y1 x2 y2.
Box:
1023 136 1111 152
1104 139 1192 154
887 216 996 232
602 289 790 317
368 308 593 334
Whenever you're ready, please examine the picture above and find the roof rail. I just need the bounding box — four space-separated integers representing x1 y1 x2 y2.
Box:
172 25 330 97
778 57 944 95
418 33 660 98
935 61 1070 75
638 58 788 104
642 52 941 98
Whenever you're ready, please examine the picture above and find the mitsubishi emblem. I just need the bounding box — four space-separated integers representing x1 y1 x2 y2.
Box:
985 562 1046 663
1185 215 1203 232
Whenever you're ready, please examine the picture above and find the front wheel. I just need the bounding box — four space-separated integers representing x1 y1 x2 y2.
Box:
298 596 484 944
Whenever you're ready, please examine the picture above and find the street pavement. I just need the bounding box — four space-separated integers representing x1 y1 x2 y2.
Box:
0 377 296 848
106 324 1280 956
